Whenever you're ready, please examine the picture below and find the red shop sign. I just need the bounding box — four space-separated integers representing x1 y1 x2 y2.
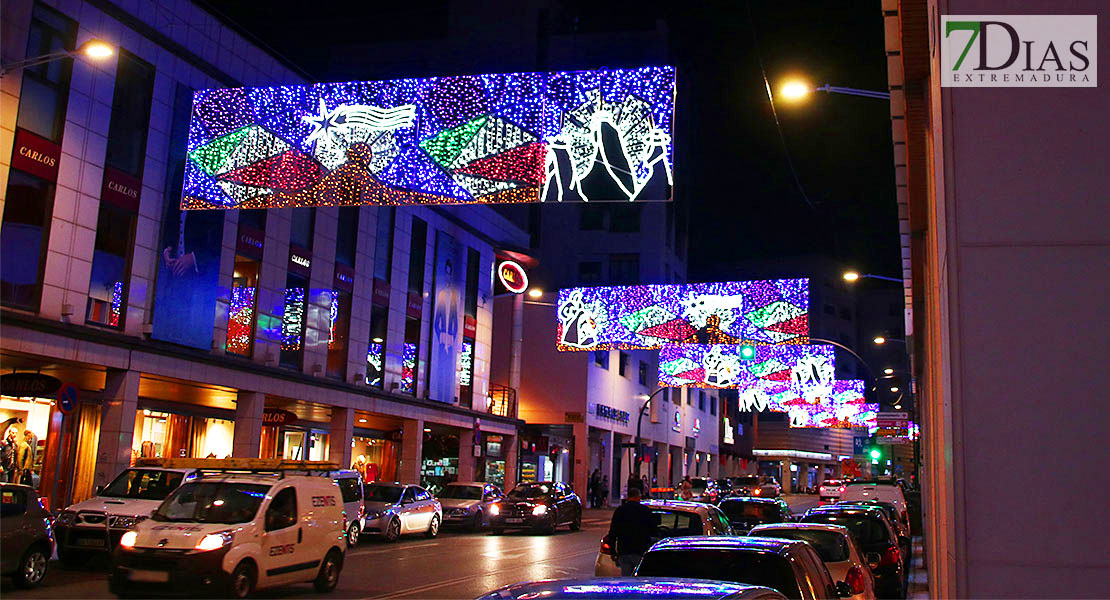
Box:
263 408 297 426
372 279 391 307
11 128 61 183
406 292 423 318
463 315 476 338
288 245 312 277
101 166 142 212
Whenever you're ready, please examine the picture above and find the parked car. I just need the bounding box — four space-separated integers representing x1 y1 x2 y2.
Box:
109 470 346 598
837 500 910 564
685 478 722 504
0 483 54 588
802 506 905 599
328 469 366 546
729 475 781 498
839 483 908 527
714 478 734 498
436 482 502 530
362 482 442 541
818 479 847 501
636 536 851 600
717 497 792 534
596 499 733 576
55 464 199 564
488 481 581 535
478 577 788 600
749 523 876 600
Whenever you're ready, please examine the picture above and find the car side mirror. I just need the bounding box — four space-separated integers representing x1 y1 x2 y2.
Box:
836 581 853 597
866 552 881 569
95 485 104 495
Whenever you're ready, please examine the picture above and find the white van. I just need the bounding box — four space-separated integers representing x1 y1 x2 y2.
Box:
108 460 346 598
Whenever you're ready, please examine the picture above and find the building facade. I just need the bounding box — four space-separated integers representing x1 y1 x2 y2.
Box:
0 0 526 509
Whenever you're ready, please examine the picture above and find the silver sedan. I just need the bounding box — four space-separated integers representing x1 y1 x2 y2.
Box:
362 483 443 542
436 482 502 530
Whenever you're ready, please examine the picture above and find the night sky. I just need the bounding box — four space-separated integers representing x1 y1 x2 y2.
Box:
212 0 898 280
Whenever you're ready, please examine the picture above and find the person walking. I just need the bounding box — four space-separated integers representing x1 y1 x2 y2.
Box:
641 474 652 499
606 487 656 575
17 429 36 486
627 473 644 497
0 428 17 483
679 476 694 501
600 475 610 507
589 469 602 508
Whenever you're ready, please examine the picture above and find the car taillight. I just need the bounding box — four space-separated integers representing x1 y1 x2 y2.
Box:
880 544 901 567
600 534 613 555
839 486 846 493
845 564 866 594
752 489 761 495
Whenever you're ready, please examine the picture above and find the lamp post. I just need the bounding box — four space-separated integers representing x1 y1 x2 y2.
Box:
0 39 114 77
778 80 891 101
842 271 903 284
634 386 669 480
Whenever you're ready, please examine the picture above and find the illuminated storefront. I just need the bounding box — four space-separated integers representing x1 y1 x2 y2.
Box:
131 409 234 460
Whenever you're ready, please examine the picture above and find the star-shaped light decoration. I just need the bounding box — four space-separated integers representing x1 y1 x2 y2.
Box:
303 98 345 146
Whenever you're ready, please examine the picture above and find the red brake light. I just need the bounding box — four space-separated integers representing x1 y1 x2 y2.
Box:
600 535 613 555
845 564 866 594
839 486 846 493
880 544 901 567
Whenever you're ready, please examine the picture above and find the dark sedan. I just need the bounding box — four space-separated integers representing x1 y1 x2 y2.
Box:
718 497 793 534
803 505 905 599
1 483 54 588
488 481 582 534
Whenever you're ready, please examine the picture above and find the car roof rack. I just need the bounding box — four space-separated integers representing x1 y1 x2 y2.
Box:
133 458 340 478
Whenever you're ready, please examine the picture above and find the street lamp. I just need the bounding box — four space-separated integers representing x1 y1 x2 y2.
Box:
843 271 903 284
873 336 886 345
777 79 891 101
883 368 894 375
526 288 543 298
1 39 114 77
634 387 669 479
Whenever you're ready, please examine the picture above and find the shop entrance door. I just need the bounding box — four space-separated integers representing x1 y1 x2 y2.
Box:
282 431 306 460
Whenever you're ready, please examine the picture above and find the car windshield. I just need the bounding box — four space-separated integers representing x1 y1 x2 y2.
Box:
637 549 802 600
690 479 708 492
732 476 760 486
439 485 483 500
803 513 890 546
507 484 550 500
845 502 898 522
365 484 404 503
153 482 268 524
720 501 779 522
100 470 185 500
651 509 704 537
753 529 850 562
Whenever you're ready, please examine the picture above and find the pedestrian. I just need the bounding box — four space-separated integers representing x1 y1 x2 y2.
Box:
589 469 602 508
641 474 651 499
627 473 644 497
606 486 657 576
601 475 610 506
17 429 36 486
0 428 17 483
679 476 693 501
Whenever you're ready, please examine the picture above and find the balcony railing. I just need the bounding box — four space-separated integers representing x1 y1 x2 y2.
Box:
486 384 517 419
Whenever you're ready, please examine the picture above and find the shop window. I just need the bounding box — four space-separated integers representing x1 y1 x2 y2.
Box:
326 290 352 379
373 208 395 281
1 172 55 309
579 204 605 230
132 410 234 460
227 257 260 356
578 261 602 284
86 203 135 327
366 305 388 387
280 273 308 369
335 206 359 267
351 437 397 482
609 254 640 285
639 361 648 385
400 318 420 395
594 349 609 369
619 352 630 377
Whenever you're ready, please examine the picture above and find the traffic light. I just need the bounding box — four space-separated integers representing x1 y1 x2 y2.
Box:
739 344 757 361
869 448 882 462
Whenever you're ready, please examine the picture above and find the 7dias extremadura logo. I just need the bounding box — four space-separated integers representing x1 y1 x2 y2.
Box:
942 15 1097 87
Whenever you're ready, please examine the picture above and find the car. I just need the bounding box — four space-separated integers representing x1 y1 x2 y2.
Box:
596 499 734 576
749 523 877 600
328 470 366 546
488 481 581 535
717 497 793 534
715 478 735 497
54 463 199 564
818 480 847 501
108 461 347 598
729 475 781 498
636 536 854 600
436 482 502 530
838 483 908 526
0 483 55 588
477 577 789 600
836 500 911 565
362 482 442 542
801 505 905 599
684 478 722 504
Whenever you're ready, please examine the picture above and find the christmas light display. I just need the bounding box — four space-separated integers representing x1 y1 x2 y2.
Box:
182 67 675 209
458 340 473 387
281 287 305 351
227 285 256 354
658 343 832 389
557 279 808 351
328 290 339 347
365 342 384 386
109 281 123 327
400 342 417 394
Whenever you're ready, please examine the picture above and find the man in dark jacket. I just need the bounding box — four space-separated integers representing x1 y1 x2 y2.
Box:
606 487 657 575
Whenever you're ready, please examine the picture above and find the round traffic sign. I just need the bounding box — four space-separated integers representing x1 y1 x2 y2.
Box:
57 383 79 414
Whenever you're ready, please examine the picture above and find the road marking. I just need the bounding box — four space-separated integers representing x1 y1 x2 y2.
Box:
348 541 440 557
360 547 600 599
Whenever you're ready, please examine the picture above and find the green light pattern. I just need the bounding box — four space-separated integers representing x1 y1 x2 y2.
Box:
419 115 487 167
188 126 251 175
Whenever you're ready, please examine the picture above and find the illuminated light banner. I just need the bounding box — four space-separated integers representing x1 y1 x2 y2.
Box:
658 343 831 389
785 380 878 429
182 66 675 209
556 279 808 351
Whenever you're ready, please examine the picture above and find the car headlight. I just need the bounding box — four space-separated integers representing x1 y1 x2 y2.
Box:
57 511 76 525
195 531 233 552
119 530 138 549
532 504 547 516
489 504 500 516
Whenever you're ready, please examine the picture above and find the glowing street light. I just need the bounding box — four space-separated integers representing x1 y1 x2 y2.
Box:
1 38 113 77
873 336 887 345
779 80 812 100
884 368 894 375
527 288 543 298
890 386 900 393
80 40 113 59
843 270 903 284
842 271 860 282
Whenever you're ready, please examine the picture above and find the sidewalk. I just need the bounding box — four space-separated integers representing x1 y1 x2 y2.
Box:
908 535 929 599
582 506 615 526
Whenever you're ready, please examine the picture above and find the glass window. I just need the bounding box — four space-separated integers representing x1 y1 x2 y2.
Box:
439 485 482 500
373 208 395 281
86 202 134 327
280 272 308 369
579 204 605 230
366 305 388 387
400 318 420 395
1 171 55 309
100 469 184 500
265 487 297 531
753 529 849 562
608 204 641 233
636 549 802 600
651 510 704 537
401 487 416 503
14 5 77 142
104 51 155 177
618 352 629 377
720 501 780 522
578 261 602 284
802 513 891 546
710 396 717 416
638 361 648 385
365 484 403 503
415 488 431 501
154 482 268 524
290 207 315 249
336 477 363 503
0 488 29 518
227 257 260 356
699 391 706 411
326 290 351 379
407 217 427 295
335 206 359 267
609 254 639 285
594 350 609 369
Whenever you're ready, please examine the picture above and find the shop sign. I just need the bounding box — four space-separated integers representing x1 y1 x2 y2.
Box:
262 408 297 426
372 279 391 307
406 292 423 318
463 315 476 338
237 226 265 259
101 166 142 212
495 260 528 294
1 373 62 398
288 246 312 276
564 411 584 424
333 264 355 293
595 404 630 424
672 410 682 432
11 128 60 182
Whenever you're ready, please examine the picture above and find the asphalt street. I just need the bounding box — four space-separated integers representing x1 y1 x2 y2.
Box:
1 495 835 600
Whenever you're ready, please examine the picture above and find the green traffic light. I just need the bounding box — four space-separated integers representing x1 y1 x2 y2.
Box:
739 344 756 360
869 449 881 460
